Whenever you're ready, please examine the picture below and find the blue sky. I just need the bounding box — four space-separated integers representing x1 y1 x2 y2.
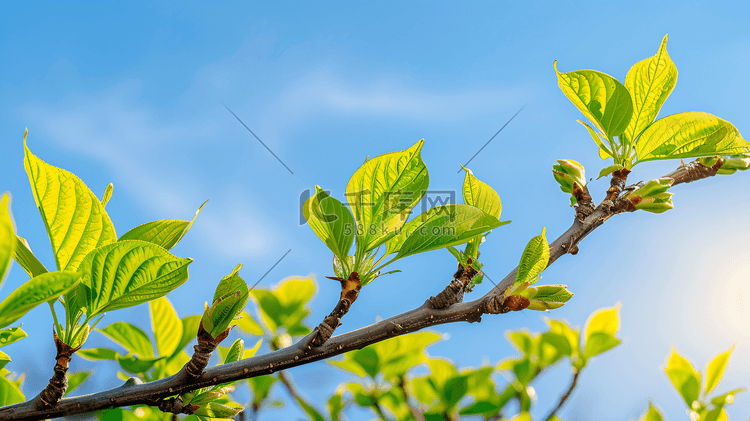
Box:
1 1 750 420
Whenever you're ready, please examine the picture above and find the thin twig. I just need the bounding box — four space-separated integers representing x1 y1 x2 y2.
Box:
369 395 390 421
544 370 580 421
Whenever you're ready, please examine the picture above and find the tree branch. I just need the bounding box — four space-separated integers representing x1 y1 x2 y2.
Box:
0 159 723 421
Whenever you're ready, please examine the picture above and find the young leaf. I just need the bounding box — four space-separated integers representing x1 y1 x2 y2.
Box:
78 240 192 317
555 63 634 139
64 371 91 397
624 34 678 143
24 134 117 272
583 305 622 360
705 345 734 395
250 277 315 336
12 236 48 278
394 205 508 260
0 194 15 289
0 327 27 348
149 297 183 357
97 322 154 358
328 391 345 421
119 200 208 250
638 403 664 421
462 167 502 219
203 265 249 338
664 347 701 407
635 112 750 163
330 331 440 381
219 338 245 364
0 271 81 328
578 120 613 159
303 186 355 261
100 183 113 208
235 311 264 336
0 375 24 406
515 228 549 286
0 352 9 371
346 140 429 252
598 164 625 179
77 347 119 361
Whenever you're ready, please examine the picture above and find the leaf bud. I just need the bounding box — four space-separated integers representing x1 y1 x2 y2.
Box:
552 159 586 194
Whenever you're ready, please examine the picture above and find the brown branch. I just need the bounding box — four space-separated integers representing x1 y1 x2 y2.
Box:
37 331 81 408
544 370 580 421
0 159 725 421
311 272 362 346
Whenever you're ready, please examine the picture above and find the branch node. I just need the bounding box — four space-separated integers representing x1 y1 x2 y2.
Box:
184 322 231 380
311 272 361 347
37 330 82 408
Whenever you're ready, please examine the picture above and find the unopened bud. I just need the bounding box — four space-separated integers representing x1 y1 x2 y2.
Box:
633 192 674 213
552 159 586 194
717 156 750 175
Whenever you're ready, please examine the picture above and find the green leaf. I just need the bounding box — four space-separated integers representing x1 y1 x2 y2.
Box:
24 135 117 272
624 34 678 144
78 347 119 361
0 327 27 348
219 338 244 364
710 388 745 406
546 319 581 365
523 285 574 312
293 396 325 421
0 351 9 370
664 347 701 407
443 375 469 408
578 120 613 159
236 311 264 336
116 354 163 374
12 236 48 278
176 315 201 355
462 167 502 219
394 205 509 260
149 297 183 357
64 371 91 396
346 140 429 252
0 271 81 328
119 200 208 251
583 305 621 359
515 228 549 286
635 112 750 163
77 240 192 317
705 345 734 396
248 375 278 407
98 322 154 358
330 331 440 380
328 392 345 421
555 63 634 138
303 186 355 261
250 277 315 336
0 194 15 289
0 375 24 406
507 331 533 356
203 264 249 338
638 403 664 421
598 164 625 179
